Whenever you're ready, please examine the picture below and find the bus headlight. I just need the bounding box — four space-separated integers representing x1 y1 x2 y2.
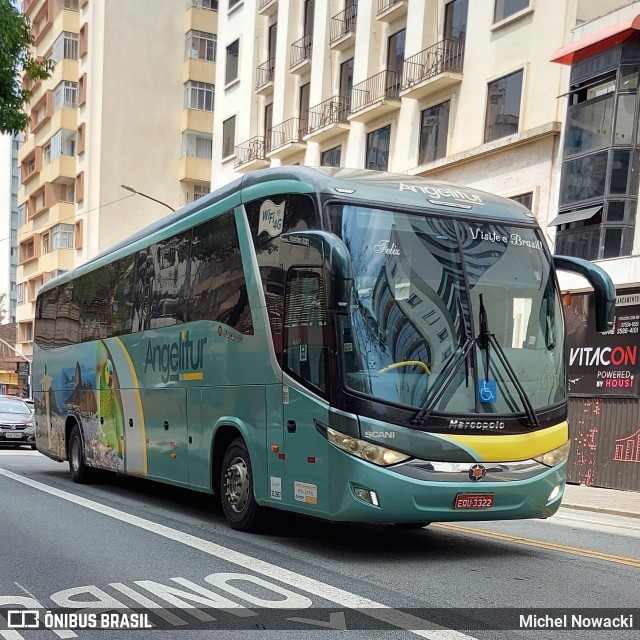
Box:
533 441 571 467
326 427 410 466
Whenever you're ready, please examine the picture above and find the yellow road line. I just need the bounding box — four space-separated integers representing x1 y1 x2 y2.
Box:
434 523 640 569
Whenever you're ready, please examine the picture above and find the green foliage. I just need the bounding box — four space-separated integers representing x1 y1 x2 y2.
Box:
0 0 55 135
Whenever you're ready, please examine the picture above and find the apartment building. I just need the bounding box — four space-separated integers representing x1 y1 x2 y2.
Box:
0 133 22 325
213 0 615 230
15 0 218 358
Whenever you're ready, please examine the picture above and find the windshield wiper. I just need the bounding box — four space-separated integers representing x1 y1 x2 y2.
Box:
477 294 540 430
411 338 475 425
412 296 540 429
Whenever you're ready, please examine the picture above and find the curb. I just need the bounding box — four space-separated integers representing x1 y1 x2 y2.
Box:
560 503 640 520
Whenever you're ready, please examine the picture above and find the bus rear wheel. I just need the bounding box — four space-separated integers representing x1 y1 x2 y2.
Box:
68 424 94 484
220 438 265 532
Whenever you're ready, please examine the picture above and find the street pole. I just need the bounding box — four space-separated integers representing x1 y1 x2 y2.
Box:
121 185 176 212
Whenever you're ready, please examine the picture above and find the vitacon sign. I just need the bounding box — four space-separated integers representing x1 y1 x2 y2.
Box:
566 292 640 396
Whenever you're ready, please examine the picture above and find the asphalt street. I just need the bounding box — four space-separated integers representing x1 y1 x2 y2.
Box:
0 448 638 640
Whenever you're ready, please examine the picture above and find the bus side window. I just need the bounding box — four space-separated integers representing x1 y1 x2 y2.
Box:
284 268 328 395
190 211 253 334
35 287 58 349
55 282 81 346
147 233 191 329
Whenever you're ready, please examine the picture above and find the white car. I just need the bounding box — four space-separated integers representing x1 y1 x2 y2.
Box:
0 396 36 449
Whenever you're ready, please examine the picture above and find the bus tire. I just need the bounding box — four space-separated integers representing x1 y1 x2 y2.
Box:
220 438 264 532
68 423 94 484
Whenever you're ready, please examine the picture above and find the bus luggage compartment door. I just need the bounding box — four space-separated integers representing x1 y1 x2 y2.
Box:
138 387 189 485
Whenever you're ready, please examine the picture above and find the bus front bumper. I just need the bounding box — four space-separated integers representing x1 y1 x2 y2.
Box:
325 452 566 523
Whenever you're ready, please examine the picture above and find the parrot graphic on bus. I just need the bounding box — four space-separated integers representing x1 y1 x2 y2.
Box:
96 341 124 463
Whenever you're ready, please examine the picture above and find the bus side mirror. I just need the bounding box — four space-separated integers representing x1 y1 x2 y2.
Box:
281 230 352 313
553 255 615 333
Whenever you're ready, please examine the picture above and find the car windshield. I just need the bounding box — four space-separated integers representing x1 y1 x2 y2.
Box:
328 204 565 416
0 398 30 414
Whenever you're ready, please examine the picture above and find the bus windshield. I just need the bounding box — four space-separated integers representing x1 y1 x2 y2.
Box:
328 204 566 417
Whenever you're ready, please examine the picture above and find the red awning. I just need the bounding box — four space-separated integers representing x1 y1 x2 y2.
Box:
551 14 640 65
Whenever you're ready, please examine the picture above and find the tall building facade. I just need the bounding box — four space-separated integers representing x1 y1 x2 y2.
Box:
212 0 618 233
0 133 22 325
16 0 218 357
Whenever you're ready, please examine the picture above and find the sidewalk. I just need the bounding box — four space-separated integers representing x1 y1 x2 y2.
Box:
562 483 640 519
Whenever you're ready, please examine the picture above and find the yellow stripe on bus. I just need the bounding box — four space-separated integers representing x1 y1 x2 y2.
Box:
181 372 204 380
442 421 568 462
114 337 147 474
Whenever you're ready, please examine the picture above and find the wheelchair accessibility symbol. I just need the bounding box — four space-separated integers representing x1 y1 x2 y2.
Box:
479 379 497 403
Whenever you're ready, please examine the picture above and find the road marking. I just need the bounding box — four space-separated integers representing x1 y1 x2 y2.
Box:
0 468 476 640
0 450 40 456
434 523 640 569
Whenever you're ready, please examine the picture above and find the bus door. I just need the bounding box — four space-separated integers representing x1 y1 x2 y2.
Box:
281 267 331 513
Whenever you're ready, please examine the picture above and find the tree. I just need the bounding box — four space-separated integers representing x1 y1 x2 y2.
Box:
0 0 54 135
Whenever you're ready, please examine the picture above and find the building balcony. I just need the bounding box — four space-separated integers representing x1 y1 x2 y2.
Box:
185 3 219 32
377 0 407 22
179 155 212 182
182 58 215 84
401 39 464 100
258 0 277 17
330 5 357 51
349 70 401 123
181 108 214 134
40 155 76 186
256 58 275 95
38 248 75 276
268 118 307 159
304 96 351 143
290 33 312 73
234 136 271 171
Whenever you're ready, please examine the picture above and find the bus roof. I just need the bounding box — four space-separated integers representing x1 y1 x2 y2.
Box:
42 167 537 293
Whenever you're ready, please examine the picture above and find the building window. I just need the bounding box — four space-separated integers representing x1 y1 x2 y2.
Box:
366 125 391 171
192 0 218 9
419 101 449 164
226 39 239 85
53 81 78 110
194 184 210 200
184 81 215 111
43 130 76 165
20 322 33 343
51 223 75 249
228 0 241 8
510 192 533 210
185 30 216 62
321 146 341 167
182 131 213 159
222 116 236 158
484 69 523 143
64 0 79 9
445 0 468 42
50 31 78 62
494 0 529 23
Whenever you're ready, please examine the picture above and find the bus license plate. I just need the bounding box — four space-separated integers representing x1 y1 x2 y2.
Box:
5 432 23 439
454 494 494 509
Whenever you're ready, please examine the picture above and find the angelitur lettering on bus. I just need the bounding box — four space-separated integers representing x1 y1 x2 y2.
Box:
144 333 207 383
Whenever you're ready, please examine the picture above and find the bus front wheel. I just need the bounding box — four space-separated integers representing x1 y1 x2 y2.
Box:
220 438 265 532
68 424 94 484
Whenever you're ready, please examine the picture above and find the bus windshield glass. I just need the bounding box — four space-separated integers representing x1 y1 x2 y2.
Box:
328 204 566 416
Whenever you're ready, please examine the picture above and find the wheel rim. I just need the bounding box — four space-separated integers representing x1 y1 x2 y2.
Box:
224 456 249 513
70 437 81 473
